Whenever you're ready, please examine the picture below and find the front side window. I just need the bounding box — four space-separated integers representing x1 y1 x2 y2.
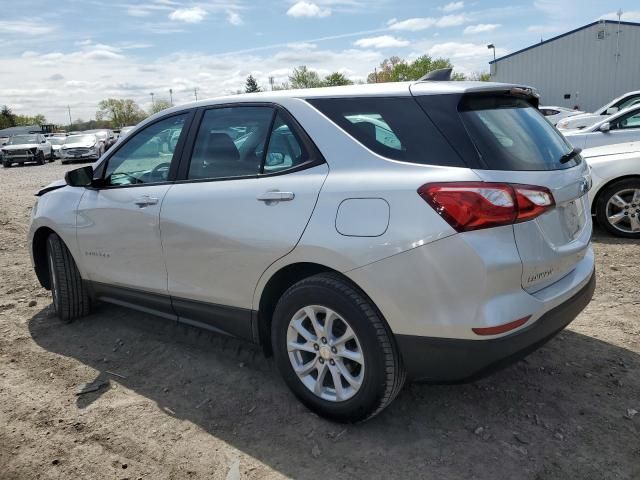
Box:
188 106 273 180
103 114 187 186
611 110 640 130
614 95 640 111
263 112 309 173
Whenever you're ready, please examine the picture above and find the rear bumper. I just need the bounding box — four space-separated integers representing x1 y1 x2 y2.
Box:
396 268 595 382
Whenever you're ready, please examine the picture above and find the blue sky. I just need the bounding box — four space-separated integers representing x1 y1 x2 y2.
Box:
1 0 638 123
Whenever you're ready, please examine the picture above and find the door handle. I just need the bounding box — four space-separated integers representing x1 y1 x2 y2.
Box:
134 195 159 208
257 191 295 202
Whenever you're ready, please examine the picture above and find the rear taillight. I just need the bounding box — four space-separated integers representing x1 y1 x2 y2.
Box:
418 182 555 232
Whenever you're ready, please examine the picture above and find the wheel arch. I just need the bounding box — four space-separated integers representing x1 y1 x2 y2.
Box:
591 174 640 214
256 262 382 356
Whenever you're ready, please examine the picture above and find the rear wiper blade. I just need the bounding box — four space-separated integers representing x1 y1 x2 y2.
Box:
559 147 582 164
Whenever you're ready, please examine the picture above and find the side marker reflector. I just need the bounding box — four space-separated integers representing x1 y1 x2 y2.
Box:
472 316 531 336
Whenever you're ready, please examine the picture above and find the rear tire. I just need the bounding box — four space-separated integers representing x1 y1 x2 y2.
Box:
46 233 92 322
595 178 640 239
272 273 405 423
2 160 10 168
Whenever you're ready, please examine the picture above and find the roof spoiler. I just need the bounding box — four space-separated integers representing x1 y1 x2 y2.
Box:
418 68 452 81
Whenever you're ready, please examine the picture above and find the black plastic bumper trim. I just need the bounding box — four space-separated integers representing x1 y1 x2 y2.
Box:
395 269 596 382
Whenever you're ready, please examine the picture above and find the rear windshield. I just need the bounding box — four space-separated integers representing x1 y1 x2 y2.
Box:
307 97 465 167
459 96 577 171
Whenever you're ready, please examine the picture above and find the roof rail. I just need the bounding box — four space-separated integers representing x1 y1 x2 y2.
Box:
418 68 452 81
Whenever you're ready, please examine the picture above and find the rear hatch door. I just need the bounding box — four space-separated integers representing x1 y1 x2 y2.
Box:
456 93 592 292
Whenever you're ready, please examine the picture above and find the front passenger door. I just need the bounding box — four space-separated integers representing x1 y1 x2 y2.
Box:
76 113 190 296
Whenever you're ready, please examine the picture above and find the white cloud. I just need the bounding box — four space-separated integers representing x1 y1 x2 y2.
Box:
420 41 508 74
354 35 409 48
437 14 468 27
463 23 500 34
440 1 464 13
388 14 468 31
2 43 384 123
227 10 243 25
0 20 54 35
287 1 331 18
600 10 640 22
168 6 207 23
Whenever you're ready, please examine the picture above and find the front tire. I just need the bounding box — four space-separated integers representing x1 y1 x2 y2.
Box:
36 151 45 165
46 233 92 322
595 178 640 238
272 273 405 423
2 160 10 168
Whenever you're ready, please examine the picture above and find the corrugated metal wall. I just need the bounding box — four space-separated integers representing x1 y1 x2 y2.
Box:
491 22 640 112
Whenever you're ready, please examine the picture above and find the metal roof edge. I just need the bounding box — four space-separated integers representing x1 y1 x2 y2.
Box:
489 19 640 65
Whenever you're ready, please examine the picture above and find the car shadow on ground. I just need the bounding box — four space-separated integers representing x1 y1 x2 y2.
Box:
28 303 639 479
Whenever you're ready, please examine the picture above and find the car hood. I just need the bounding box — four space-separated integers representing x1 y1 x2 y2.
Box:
557 113 606 130
52 144 62 150
2 143 39 150
36 179 67 197
64 142 94 148
582 141 640 159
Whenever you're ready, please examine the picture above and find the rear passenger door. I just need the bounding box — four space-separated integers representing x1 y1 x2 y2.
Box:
160 105 328 337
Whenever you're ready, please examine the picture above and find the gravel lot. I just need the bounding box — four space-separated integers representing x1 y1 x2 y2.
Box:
0 161 639 480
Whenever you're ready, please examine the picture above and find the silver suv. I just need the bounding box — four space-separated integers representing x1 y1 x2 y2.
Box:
29 81 595 422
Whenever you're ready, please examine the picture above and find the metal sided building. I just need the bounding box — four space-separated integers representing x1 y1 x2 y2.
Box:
489 20 640 112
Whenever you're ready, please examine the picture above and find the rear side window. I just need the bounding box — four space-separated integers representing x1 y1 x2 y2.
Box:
308 97 464 167
459 96 576 171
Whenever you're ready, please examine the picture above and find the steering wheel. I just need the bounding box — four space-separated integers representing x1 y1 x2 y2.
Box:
151 162 171 180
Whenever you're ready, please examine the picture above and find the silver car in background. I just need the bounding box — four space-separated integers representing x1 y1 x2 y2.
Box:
59 134 101 164
29 81 595 422
562 103 640 149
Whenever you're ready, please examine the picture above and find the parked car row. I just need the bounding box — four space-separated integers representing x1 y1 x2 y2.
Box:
1 128 123 167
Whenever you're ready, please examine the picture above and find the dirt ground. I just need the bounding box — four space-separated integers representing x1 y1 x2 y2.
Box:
0 161 638 480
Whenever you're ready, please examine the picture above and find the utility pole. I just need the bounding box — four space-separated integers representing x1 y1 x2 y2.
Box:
374 68 378 83
169 88 173 106
269 76 274 91
150 92 155 106
194 88 198 101
67 106 72 126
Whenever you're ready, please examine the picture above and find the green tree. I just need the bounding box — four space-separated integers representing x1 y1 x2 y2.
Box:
289 66 323 89
96 98 146 127
0 105 16 128
245 74 262 93
323 72 353 86
467 71 491 81
366 55 457 83
149 98 172 115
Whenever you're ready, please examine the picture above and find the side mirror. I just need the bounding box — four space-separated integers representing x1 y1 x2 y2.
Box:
605 107 618 115
599 122 611 132
41 140 46 143
65 165 94 187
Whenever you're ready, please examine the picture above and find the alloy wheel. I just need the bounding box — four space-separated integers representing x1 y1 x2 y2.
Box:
605 188 640 234
286 305 365 402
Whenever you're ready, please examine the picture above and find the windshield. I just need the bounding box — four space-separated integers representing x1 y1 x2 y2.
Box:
8 135 38 145
65 135 96 145
459 95 578 171
48 137 66 145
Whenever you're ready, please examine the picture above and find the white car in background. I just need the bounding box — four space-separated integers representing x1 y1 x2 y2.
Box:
557 90 640 131
539 106 583 126
582 141 640 238
1 133 53 167
60 134 101 164
48 135 68 159
562 104 640 150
